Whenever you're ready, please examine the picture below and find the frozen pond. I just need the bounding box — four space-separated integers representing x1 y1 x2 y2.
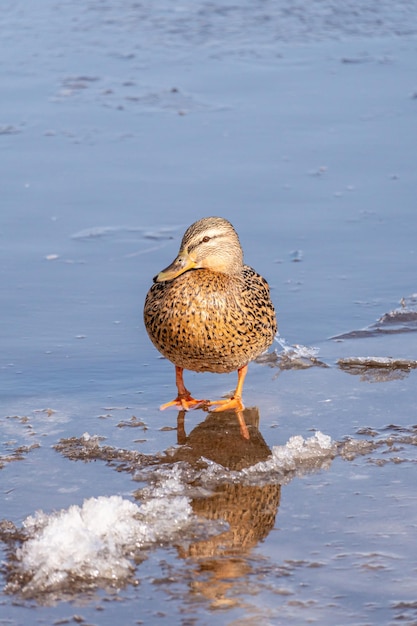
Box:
1 1 417 624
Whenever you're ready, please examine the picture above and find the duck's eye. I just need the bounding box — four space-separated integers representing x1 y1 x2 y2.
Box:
202 236 211 243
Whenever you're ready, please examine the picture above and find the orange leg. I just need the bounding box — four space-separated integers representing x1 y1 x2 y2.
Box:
208 364 248 413
160 366 207 411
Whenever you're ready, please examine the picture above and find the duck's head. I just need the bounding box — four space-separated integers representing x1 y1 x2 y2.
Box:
154 216 243 283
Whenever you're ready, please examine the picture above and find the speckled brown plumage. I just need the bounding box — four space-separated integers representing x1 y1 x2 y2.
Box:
143 216 277 413
145 265 276 373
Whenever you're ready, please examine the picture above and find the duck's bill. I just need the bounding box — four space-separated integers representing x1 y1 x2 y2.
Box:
153 251 196 282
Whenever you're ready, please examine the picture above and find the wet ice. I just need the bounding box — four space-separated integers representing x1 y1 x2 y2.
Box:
4 431 337 598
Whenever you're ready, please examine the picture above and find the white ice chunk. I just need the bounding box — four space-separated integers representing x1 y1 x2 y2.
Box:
275 336 320 360
15 483 193 594
20 496 141 589
240 432 336 481
269 431 334 470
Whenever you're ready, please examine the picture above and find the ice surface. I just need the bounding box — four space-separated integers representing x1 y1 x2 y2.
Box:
333 294 417 339
338 356 417 369
6 433 337 597
4 426 416 601
147 432 337 488
71 225 177 241
338 356 417 382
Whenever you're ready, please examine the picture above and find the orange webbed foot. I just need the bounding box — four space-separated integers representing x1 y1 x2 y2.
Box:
208 396 245 413
160 395 208 411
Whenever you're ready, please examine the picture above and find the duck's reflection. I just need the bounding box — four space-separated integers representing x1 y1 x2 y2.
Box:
165 408 281 609
174 407 271 467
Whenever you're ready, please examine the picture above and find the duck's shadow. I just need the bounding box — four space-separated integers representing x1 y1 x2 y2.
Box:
158 408 282 608
168 407 271 468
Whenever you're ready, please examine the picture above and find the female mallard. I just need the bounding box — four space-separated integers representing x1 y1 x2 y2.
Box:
143 216 277 412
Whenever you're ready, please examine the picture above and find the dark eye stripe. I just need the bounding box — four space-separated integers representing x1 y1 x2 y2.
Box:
187 233 217 253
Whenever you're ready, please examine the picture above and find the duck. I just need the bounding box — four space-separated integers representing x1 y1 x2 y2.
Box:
143 216 277 413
